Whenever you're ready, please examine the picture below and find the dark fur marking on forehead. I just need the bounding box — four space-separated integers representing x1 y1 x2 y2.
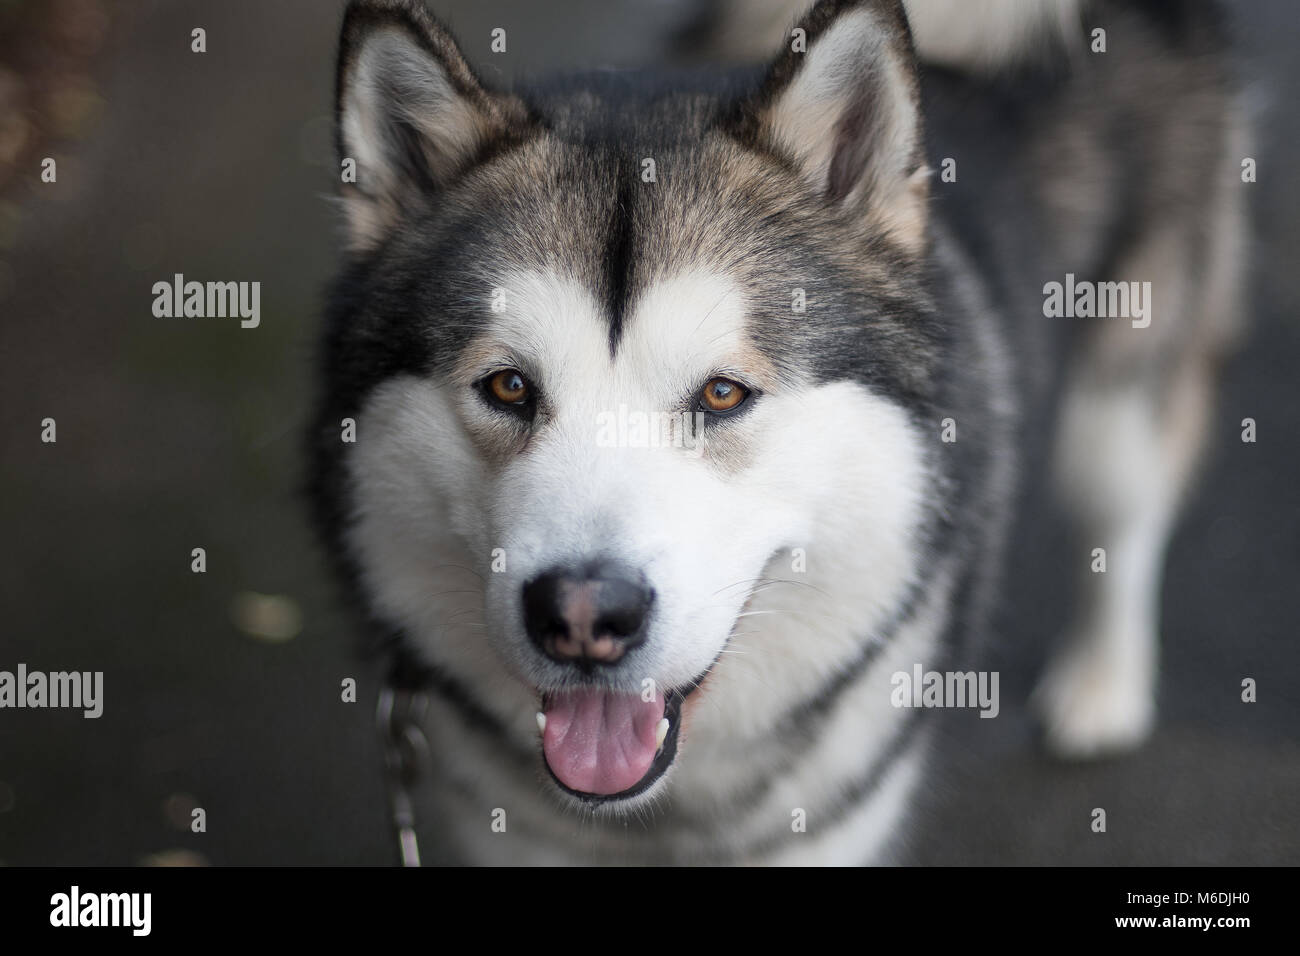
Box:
606 165 637 355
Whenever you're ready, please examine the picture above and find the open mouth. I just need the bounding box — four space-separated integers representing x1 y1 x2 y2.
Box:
537 684 692 805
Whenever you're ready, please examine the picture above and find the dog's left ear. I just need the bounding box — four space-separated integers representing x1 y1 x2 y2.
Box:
335 0 531 252
729 0 929 254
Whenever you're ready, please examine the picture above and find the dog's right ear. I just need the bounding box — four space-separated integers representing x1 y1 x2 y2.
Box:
335 0 530 251
726 0 929 255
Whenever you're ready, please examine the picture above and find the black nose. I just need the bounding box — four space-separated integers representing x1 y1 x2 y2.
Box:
523 562 654 667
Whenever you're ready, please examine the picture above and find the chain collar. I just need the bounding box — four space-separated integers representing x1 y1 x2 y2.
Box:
376 683 430 867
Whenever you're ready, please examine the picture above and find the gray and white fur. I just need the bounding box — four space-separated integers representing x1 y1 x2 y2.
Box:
308 0 1249 863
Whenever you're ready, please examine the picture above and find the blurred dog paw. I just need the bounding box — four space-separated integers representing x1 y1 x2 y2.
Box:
1034 635 1155 759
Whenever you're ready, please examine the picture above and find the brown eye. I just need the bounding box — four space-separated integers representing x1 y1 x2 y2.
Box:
489 369 528 404
698 377 750 414
484 368 532 407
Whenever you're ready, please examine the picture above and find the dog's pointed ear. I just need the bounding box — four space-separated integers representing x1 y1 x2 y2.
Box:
729 0 929 254
335 0 530 251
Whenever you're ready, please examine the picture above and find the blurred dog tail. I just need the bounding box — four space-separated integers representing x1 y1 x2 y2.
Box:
905 0 1083 71
679 0 1085 70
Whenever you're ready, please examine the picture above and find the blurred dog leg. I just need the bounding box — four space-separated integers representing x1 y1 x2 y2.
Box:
1037 113 1251 757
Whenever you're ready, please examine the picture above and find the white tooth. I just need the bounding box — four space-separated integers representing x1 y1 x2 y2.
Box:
655 717 670 750
536 712 547 734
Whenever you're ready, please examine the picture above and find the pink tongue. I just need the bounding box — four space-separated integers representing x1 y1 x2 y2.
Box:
542 688 665 795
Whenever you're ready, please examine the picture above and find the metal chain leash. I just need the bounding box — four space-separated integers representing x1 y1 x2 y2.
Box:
376 683 430 867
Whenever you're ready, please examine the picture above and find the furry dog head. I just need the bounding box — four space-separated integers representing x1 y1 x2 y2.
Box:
310 0 942 812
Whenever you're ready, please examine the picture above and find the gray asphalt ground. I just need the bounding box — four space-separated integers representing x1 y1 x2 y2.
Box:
0 0 1295 865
